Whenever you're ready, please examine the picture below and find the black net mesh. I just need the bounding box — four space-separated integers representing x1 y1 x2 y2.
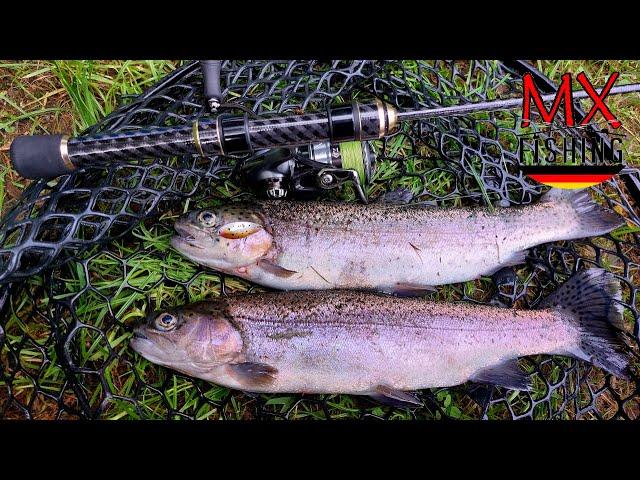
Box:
1 60 639 420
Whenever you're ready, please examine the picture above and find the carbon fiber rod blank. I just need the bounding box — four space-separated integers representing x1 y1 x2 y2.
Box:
396 83 640 122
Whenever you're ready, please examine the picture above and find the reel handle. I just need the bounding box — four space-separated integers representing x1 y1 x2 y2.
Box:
9 101 398 180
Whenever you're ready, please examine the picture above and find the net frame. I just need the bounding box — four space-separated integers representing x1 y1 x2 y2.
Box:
1 59 638 420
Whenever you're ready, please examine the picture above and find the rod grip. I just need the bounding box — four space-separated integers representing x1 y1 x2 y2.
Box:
10 135 74 179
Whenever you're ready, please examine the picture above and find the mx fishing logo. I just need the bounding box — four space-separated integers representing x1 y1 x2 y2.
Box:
518 72 625 189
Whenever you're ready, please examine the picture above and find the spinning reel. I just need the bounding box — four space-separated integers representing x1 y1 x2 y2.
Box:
239 141 375 203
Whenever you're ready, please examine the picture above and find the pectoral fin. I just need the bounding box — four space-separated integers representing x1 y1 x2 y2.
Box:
369 385 424 408
491 266 517 286
229 362 278 388
483 250 528 276
377 187 414 205
501 249 528 268
384 282 436 297
258 260 298 278
470 359 532 391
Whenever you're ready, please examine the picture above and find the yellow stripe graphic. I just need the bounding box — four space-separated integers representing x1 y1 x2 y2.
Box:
541 181 600 189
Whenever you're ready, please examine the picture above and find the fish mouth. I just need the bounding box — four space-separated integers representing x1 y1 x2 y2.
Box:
130 329 151 353
130 335 188 370
133 330 148 340
174 221 197 240
129 335 149 354
130 333 164 361
173 220 207 250
171 235 206 251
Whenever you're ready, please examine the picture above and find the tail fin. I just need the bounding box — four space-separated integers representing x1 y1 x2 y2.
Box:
541 268 630 377
540 188 624 238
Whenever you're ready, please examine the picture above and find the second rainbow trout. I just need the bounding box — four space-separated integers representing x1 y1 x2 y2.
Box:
130 269 630 401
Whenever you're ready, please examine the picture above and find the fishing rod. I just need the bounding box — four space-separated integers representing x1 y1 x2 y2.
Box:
10 82 640 181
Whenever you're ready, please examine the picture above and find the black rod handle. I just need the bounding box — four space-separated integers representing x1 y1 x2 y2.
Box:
10 134 73 179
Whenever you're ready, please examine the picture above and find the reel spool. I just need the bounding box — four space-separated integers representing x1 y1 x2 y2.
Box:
239 141 375 202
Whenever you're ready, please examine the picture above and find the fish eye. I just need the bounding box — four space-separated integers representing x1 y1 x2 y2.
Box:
155 313 178 332
198 211 217 227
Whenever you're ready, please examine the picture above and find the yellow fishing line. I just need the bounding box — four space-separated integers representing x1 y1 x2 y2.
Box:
339 141 365 186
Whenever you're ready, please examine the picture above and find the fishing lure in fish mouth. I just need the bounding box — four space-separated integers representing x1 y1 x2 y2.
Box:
176 208 265 242
171 204 275 274
218 221 264 239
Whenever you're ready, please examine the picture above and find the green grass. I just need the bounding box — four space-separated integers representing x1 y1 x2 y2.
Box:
0 60 180 226
1 60 638 420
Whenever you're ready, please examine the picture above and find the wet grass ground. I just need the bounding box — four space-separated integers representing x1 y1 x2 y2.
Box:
0 60 638 419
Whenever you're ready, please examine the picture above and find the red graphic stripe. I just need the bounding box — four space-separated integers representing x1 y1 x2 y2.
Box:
527 174 614 183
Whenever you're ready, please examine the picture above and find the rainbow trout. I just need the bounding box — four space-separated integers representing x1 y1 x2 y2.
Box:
171 189 623 293
131 269 630 404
